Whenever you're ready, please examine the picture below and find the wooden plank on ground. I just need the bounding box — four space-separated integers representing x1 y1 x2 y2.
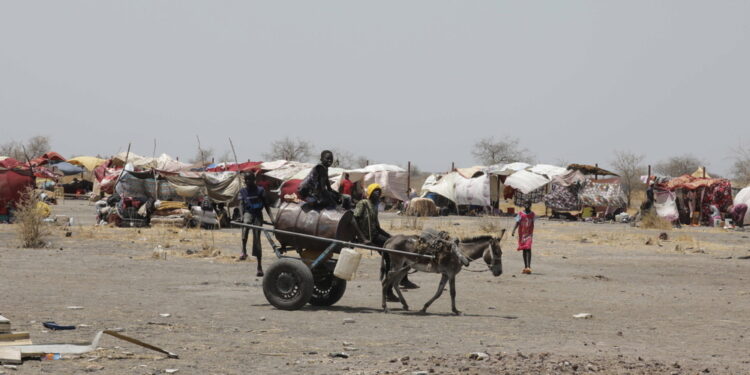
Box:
0 332 30 342
0 347 22 364
0 338 33 347
0 315 10 333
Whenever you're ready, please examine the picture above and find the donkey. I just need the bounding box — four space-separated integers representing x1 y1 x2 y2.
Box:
381 230 504 315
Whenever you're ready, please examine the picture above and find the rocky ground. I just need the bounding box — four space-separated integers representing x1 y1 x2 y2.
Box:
0 199 749 374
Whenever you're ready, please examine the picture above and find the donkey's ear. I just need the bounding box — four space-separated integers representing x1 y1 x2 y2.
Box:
498 229 507 241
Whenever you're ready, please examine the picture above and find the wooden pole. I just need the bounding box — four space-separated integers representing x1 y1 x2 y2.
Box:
451 162 455 172
702 166 706 178
406 161 411 197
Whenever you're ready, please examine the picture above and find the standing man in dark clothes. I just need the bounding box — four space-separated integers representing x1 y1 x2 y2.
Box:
239 172 273 277
298 150 343 209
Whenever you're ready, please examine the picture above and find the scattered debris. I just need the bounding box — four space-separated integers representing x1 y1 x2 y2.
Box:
329 352 349 359
159 314 171 318
42 322 76 331
468 352 489 361
259 317 266 321
573 313 593 319
659 232 669 240
165 369 179 374
342 318 356 324
66 306 84 310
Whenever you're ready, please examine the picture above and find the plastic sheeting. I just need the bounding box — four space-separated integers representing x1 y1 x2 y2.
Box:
68 156 107 171
654 190 679 222
486 162 531 176
0 169 34 215
454 173 491 206
165 173 242 204
529 164 567 178
503 170 549 194
734 187 750 224
51 162 85 176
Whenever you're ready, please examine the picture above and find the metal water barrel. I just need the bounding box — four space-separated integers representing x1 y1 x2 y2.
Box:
274 202 355 252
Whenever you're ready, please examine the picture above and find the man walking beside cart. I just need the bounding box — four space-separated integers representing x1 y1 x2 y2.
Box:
353 183 419 301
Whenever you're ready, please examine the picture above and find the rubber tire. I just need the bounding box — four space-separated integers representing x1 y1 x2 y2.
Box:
262 259 314 310
309 273 347 306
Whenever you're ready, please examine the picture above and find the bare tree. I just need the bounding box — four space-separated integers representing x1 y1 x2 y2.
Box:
611 150 646 208
654 155 703 177
263 137 314 162
731 146 750 186
471 136 532 165
0 136 51 160
216 150 233 164
189 147 215 164
354 156 369 168
25 136 50 158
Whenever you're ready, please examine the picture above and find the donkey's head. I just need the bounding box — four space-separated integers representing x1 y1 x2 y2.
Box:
482 229 505 277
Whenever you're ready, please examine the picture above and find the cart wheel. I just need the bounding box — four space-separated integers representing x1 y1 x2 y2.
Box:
309 272 347 306
262 259 314 310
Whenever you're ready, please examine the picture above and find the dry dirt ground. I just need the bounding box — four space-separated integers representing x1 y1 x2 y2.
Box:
1 200 749 374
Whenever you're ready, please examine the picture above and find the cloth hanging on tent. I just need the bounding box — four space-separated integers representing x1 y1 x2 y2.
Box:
544 183 582 211
579 179 627 208
514 186 546 206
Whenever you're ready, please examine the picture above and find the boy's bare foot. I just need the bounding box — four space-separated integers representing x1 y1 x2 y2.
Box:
239 253 248 261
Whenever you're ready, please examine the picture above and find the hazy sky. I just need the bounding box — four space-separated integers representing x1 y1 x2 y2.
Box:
1 1 748 174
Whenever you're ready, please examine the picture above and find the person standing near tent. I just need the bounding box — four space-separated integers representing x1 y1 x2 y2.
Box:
512 200 535 274
239 172 273 277
353 184 419 300
298 150 344 209
339 172 354 196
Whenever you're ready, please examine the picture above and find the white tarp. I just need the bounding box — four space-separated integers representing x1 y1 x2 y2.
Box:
486 162 531 176
529 164 567 178
504 170 550 194
654 190 679 222
421 173 458 202
454 173 491 206
734 186 750 224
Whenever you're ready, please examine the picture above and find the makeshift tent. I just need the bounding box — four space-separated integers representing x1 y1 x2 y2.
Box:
0 158 22 169
0 169 34 215
455 166 486 179
733 186 750 224
503 170 550 194
343 164 408 202
543 170 587 211
68 156 107 172
421 173 459 204
420 172 491 207
165 173 242 204
30 152 65 166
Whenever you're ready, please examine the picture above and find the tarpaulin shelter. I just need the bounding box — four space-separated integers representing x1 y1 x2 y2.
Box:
165 173 242 204
420 172 491 207
543 170 587 211
503 170 550 195
342 164 408 202
68 156 107 172
50 162 85 176
486 162 531 176
658 175 733 224
733 186 750 224
0 169 34 215
30 152 66 166
0 158 23 169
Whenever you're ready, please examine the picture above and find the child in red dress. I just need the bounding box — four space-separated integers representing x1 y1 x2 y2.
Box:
512 200 535 274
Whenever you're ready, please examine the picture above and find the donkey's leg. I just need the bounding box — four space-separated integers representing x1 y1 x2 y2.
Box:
449 276 461 315
381 269 396 313
420 274 449 314
391 267 411 311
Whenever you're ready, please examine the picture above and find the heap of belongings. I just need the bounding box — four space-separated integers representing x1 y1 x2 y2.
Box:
413 229 468 267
